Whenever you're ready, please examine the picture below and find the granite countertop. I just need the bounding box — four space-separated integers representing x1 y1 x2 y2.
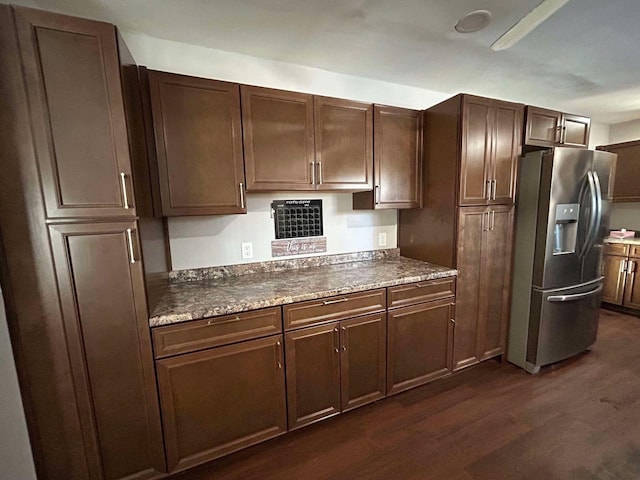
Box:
150 256 457 327
605 236 640 245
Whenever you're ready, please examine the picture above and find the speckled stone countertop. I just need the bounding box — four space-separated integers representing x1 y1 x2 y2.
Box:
605 236 640 246
150 256 457 327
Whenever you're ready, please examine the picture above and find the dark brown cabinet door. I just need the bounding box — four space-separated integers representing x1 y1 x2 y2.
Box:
491 102 522 205
242 86 314 191
524 106 562 147
460 97 492 206
14 7 136 219
48 222 165 480
602 255 627 305
624 259 640 310
562 114 591 148
387 298 454 395
479 206 514 361
453 207 486 370
598 141 640 202
314 96 373 190
285 323 341 430
156 335 286 472
147 71 245 215
340 313 386 411
353 106 422 209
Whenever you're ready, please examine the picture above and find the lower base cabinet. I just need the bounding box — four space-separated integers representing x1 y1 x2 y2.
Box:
156 335 287 472
387 297 454 395
285 312 386 429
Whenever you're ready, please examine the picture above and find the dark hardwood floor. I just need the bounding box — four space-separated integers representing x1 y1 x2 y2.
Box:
170 309 640 480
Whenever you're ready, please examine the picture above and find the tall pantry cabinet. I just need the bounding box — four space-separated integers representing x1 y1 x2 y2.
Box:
399 94 522 371
0 6 165 480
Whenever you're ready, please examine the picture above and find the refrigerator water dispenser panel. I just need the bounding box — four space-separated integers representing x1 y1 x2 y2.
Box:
553 203 579 255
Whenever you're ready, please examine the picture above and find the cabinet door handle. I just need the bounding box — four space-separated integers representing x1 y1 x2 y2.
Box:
276 340 283 369
555 124 563 143
485 180 491 200
318 161 323 185
490 210 495 231
311 161 316 185
621 259 628 273
126 228 136 264
375 185 380 205
628 260 637 274
450 318 456 325
333 326 339 353
239 182 245 209
491 179 497 200
323 297 348 305
120 172 130 209
481 211 486 232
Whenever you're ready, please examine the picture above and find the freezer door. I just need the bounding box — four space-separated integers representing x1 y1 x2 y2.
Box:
582 151 617 283
533 148 593 289
526 279 602 368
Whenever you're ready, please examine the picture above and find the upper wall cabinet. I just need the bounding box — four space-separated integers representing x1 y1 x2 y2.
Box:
597 140 640 202
147 71 246 216
314 96 373 190
14 7 136 219
353 106 422 209
524 106 590 149
241 86 315 191
460 96 523 206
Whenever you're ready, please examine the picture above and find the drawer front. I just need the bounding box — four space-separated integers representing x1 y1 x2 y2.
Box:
387 277 456 309
283 289 386 331
604 243 630 256
630 245 640 258
153 307 282 358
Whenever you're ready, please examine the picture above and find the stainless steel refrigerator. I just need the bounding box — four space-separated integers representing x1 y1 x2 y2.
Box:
508 147 617 374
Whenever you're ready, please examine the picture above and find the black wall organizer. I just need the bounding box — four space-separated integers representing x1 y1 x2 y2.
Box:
271 199 323 239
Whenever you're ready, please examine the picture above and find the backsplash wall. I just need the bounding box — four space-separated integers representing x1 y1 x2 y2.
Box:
168 193 397 270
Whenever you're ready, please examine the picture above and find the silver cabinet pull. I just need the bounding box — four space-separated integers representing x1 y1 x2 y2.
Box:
485 180 491 200
450 318 456 324
621 259 628 274
276 340 283 369
628 260 637 274
323 297 348 305
491 179 497 200
481 211 487 232
120 172 130 209
311 161 316 184
333 326 339 353
375 185 380 205
239 182 245 209
490 210 495 231
126 228 136 264
318 161 323 185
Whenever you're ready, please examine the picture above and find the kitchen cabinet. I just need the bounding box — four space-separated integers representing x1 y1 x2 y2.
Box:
353 105 422 209
314 96 373 190
1 6 167 480
146 71 246 215
454 206 514 369
460 96 522 206
14 6 137 219
241 86 315 191
156 335 287 472
524 106 590 149
386 278 456 395
602 243 640 311
597 140 640 202
283 290 387 429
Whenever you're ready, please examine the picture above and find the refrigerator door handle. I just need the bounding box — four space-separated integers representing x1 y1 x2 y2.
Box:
547 284 603 303
590 170 603 251
579 171 598 258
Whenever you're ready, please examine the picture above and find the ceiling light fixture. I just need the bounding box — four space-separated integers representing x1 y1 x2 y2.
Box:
491 0 571 51
455 10 492 34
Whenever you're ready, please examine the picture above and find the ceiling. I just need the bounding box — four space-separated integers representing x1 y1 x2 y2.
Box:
10 0 640 123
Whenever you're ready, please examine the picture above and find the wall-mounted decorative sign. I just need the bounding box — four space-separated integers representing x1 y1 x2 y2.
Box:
271 237 327 257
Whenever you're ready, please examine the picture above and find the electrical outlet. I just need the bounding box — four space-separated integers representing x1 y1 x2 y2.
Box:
378 232 387 247
241 242 253 259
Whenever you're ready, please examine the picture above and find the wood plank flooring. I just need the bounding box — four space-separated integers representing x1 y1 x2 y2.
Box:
169 309 640 479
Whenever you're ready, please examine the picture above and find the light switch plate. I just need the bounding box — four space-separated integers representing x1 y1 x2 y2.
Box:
241 242 253 259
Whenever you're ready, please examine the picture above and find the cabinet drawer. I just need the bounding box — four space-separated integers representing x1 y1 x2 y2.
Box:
153 307 282 358
630 245 640 258
283 289 386 331
604 243 630 256
387 277 456 309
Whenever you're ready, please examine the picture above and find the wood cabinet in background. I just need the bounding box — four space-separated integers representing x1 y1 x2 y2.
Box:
454 206 514 370
14 6 136 219
241 86 315 191
524 106 590 149
156 335 287 472
147 71 246 215
353 105 422 209
602 253 628 305
597 140 640 202
314 96 373 190
602 243 640 312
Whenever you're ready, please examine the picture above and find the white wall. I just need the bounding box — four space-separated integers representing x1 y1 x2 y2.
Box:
588 121 610 149
609 119 640 144
124 33 447 270
0 288 37 480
